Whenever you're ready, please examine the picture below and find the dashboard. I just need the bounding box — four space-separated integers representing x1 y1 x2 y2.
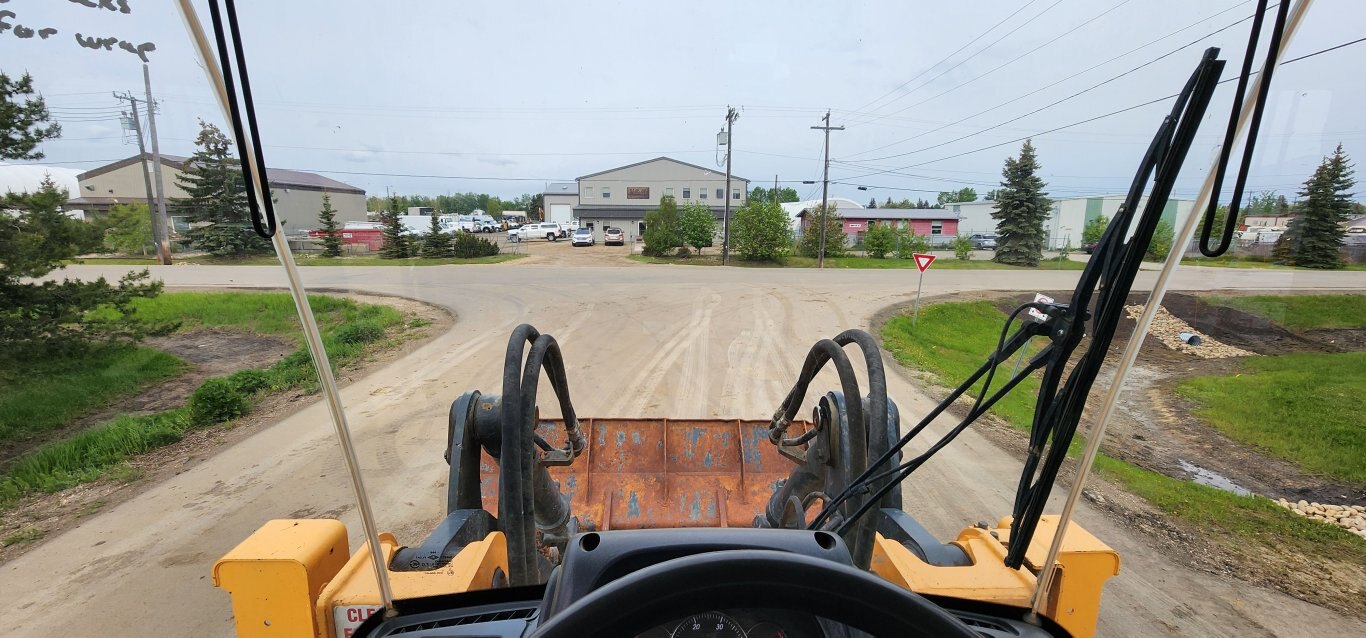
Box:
638 608 825 638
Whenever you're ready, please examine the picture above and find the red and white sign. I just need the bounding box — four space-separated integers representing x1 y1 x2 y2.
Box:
913 253 936 272
334 605 383 638
1028 293 1054 322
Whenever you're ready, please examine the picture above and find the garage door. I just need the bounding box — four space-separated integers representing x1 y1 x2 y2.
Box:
549 204 572 225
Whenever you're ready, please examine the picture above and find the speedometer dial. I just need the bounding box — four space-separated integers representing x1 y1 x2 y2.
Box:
670 612 746 638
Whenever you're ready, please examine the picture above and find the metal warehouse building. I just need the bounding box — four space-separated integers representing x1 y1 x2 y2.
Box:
558 157 749 243
68 153 368 237
949 195 1196 250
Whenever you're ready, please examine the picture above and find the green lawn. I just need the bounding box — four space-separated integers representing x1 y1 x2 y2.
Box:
1176 352 1365 484
879 299 1365 558
630 254 1088 270
0 292 408 507
1092 455 1365 563
882 301 1049 430
1204 294 1366 330
0 346 186 447
67 254 523 266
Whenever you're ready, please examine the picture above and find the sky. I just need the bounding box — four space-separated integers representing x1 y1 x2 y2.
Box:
2 0 1363 205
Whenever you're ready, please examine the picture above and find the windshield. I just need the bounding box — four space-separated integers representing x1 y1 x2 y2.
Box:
1 2 1363 637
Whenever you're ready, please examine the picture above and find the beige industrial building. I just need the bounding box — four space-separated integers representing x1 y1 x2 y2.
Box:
554 157 749 243
68 153 367 236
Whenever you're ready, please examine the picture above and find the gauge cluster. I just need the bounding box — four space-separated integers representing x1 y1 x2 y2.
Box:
638 608 825 638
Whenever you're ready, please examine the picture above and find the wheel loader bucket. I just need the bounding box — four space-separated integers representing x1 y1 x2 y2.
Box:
479 418 802 529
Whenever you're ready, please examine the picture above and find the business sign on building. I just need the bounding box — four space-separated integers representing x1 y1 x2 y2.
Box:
627 187 650 199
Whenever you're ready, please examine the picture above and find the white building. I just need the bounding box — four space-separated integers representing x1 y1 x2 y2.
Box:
948 195 1196 249
567 157 749 243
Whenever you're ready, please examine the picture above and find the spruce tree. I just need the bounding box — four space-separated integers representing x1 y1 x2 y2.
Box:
317 193 343 257
1286 144 1355 269
0 72 61 160
420 212 454 258
992 140 1051 267
380 194 411 259
175 120 268 256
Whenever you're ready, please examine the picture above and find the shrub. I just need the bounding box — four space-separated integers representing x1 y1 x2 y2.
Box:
451 232 500 258
731 200 792 262
864 223 896 259
895 229 930 259
227 368 271 395
188 377 250 426
798 204 847 258
952 234 973 260
643 196 681 257
333 321 386 345
1146 220 1175 261
674 246 692 258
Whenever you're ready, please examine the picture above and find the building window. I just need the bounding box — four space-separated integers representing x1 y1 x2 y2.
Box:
931 221 943 235
682 187 691 199
585 187 594 199
732 189 740 200
700 190 708 200
666 187 674 197
602 188 611 199
716 188 724 199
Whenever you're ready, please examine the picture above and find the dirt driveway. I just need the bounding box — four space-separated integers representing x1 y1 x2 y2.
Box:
2 264 1363 637
500 234 639 266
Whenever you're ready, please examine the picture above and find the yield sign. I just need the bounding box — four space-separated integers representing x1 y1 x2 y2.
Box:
913 253 936 272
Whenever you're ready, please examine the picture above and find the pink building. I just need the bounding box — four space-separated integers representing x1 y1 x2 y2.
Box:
798 207 961 245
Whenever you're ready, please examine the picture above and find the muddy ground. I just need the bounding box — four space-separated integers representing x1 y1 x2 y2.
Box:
993 290 1364 506
0 292 451 564
874 289 1366 616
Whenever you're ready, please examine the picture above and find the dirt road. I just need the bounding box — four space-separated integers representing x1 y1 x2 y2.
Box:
3 261 1363 636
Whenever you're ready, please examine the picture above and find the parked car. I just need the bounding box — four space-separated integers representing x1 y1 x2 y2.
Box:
1083 240 1098 254
508 222 566 242
571 228 595 247
603 227 625 246
969 233 998 250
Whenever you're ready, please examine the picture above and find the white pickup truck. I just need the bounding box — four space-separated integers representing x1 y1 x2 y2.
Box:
508 222 567 242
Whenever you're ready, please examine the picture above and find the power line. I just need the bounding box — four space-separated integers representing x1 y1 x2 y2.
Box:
859 0 1139 127
845 0 1044 118
833 36 1366 181
847 0 1066 126
844 0 1251 159
848 7 1265 163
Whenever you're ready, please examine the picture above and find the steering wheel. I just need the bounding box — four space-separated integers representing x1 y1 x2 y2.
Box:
531 549 979 638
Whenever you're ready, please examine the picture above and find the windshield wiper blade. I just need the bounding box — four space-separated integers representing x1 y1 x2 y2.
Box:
811 48 1227 569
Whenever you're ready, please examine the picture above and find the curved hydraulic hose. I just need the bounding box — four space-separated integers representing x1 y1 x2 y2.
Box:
500 325 540 586
768 338 874 568
499 325 584 586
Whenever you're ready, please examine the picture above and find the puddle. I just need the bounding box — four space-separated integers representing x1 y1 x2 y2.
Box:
1177 459 1253 497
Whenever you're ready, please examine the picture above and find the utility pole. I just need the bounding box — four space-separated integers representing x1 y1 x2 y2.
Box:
719 106 738 265
142 64 172 265
115 89 170 264
811 110 843 268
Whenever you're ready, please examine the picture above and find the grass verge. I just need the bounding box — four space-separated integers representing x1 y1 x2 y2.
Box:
66 254 524 266
1204 293 1366 330
0 346 185 446
1176 352 1365 484
879 299 1365 560
0 292 408 507
630 254 1088 269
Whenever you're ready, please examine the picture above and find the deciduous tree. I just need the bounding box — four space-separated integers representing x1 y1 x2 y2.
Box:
799 204 847 259
731 200 791 262
678 202 717 254
643 195 681 257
